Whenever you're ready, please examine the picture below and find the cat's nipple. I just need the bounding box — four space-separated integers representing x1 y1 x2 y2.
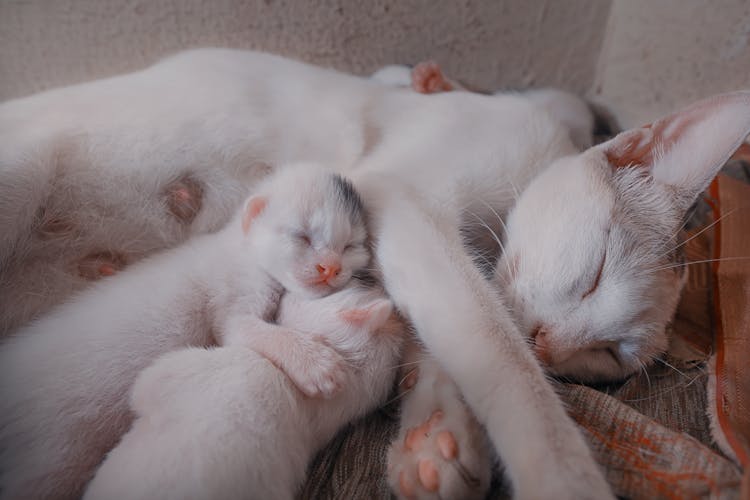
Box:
164 175 204 224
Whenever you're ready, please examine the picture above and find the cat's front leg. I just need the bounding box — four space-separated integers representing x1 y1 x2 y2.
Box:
360 181 613 499
225 317 346 399
387 339 492 500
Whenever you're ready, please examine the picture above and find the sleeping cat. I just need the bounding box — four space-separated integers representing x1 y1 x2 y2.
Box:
0 162 370 499
2 49 747 499
84 282 403 500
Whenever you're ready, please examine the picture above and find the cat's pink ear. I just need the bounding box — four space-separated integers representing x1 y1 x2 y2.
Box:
242 196 267 235
339 299 393 330
600 91 750 209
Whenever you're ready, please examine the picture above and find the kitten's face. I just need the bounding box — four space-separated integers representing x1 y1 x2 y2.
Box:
251 168 370 298
496 91 750 383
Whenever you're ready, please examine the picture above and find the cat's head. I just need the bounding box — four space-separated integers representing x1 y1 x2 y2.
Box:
496 91 750 383
241 163 370 297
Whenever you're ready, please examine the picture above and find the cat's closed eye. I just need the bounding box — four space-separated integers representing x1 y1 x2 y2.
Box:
581 252 606 299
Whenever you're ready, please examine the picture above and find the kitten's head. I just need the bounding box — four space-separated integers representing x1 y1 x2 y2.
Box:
496 91 750 383
241 163 370 297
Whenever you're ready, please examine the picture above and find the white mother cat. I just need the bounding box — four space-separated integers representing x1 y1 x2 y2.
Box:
0 163 370 499
2 49 749 499
84 283 403 500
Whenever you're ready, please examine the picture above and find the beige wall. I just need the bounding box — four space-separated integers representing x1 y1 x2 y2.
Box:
592 0 750 128
1 0 748 127
0 0 610 101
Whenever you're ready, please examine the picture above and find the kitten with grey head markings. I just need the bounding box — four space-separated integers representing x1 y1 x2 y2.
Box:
84 282 403 500
0 162 370 500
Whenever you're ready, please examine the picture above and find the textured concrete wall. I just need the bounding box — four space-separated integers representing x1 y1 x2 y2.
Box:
0 0 610 101
592 0 750 128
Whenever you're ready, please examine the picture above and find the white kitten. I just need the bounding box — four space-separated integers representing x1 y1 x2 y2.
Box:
84 283 403 500
0 162 370 499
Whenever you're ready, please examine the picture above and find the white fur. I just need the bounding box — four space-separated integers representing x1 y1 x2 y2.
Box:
10 49 739 498
0 162 369 499
84 285 403 500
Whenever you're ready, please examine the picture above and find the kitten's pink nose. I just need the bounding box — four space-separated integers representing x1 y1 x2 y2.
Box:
315 262 341 283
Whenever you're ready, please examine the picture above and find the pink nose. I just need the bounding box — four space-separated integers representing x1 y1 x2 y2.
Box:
316 262 341 283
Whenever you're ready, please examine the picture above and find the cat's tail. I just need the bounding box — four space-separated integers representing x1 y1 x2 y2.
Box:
361 176 613 500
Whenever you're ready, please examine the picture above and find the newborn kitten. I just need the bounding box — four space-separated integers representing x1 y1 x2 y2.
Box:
84 282 404 500
0 162 370 500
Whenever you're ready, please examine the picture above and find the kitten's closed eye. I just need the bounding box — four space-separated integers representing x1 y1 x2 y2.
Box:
292 231 311 245
344 241 365 252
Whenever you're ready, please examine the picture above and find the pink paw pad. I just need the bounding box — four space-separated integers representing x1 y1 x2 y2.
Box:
390 405 487 499
77 251 127 280
411 61 454 94
437 430 458 460
418 459 440 492
164 176 203 224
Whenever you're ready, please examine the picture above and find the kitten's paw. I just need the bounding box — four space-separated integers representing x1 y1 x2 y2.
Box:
283 337 347 399
387 409 491 499
411 62 454 94
164 175 203 224
77 250 127 280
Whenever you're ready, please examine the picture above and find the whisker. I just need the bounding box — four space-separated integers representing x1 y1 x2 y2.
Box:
465 209 511 278
668 204 698 242
397 368 418 387
383 386 413 407
657 208 738 260
467 203 513 278
388 360 422 371
652 356 689 380
650 256 750 273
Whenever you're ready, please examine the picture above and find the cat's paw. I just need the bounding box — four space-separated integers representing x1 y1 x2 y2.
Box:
411 62 454 94
282 337 347 399
387 408 491 499
164 175 203 224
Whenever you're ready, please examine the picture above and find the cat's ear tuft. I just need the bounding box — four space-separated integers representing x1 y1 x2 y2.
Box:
242 196 268 234
600 91 750 209
339 299 393 330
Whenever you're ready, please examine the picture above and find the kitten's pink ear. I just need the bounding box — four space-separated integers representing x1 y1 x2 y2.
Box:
339 299 393 330
242 196 267 235
600 91 750 209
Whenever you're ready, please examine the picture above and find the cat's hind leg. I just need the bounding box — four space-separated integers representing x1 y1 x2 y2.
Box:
387 343 492 500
